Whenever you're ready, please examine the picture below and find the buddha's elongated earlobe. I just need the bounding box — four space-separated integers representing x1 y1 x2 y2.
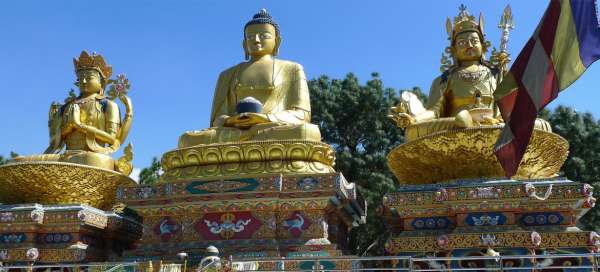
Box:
273 36 281 56
243 39 249 60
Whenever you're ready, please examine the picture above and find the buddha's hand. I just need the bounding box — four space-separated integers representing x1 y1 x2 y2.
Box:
225 113 270 129
388 112 415 128
214 115 230 127
480 116 501 125
61 104 82 133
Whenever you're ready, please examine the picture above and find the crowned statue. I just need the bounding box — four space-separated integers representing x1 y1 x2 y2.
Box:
12 51 133 173
386 5 567 184
0 51 135 208
161 9 335 181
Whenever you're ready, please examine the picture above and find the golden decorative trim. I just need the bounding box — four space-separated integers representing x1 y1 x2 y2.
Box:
161 140 336 171
161 160 335 182
388 127 568 184
386 231 592 253
0 161 136 209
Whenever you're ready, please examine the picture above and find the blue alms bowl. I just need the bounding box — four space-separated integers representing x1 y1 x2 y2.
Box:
236 97 263 114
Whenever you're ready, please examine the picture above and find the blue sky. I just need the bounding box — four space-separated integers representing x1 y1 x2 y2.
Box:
1 1 599 170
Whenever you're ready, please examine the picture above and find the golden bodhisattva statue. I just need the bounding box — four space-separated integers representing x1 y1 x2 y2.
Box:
0 51 135 208
386 6 568 184
14 51 133 173
390 5 512 140
162 10 335 181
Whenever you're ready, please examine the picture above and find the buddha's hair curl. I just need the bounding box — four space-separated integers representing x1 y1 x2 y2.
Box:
244 9 280 36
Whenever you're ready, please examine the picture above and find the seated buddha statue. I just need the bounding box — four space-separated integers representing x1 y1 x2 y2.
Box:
178 9 321 148
14 51 133 172
389 6 502 137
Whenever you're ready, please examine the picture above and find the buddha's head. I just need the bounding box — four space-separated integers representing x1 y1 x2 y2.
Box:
243 9 281 59
446 5 490 64
73 51 112 96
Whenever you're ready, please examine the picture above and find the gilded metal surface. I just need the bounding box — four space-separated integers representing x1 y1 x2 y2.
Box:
161 140 336 181
387 126 568 184
163 140 335 170
161 161 334 182
0 162 136 209
13 51 134 173
178 10 322 147
385 231 593 254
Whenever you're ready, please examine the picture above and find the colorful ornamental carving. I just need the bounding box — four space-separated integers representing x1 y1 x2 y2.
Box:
195 212 262 240
153 217 180 242
283 211 311 237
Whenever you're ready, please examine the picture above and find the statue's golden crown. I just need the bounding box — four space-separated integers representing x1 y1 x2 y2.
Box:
73 51 112 79
446 4 485 42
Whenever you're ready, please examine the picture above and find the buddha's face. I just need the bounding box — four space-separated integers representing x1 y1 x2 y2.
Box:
77 69 103 95
453 31 483 62
244 23 277 58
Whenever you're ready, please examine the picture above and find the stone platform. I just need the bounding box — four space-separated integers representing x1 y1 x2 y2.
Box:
0 204 142 263
381 178 599 269
116 172 365 262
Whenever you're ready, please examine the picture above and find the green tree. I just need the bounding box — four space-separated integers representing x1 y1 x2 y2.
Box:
309 72 424 255
0 152 18 165
138 157 162 185
542 106 600 230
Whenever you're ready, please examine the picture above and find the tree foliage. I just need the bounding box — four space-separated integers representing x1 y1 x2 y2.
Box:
0 155 6 166
138 157 162 185
309 72 424 255
542 106 600 231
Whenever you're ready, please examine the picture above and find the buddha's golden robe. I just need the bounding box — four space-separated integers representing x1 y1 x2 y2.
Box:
178 59 321 148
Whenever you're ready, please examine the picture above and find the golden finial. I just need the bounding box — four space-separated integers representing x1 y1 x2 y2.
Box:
73 51 113 79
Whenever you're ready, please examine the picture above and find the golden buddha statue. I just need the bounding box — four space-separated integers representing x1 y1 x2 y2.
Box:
386 5 567 184
161 9 335 181
178 9 320 148
13 51 133 173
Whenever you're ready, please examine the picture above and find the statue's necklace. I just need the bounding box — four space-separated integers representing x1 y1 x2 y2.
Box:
72 95 97 105
456 67 487 83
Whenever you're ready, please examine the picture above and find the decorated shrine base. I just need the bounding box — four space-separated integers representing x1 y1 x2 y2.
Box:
381 177 599 270
0 203 142 263
117 172 365 261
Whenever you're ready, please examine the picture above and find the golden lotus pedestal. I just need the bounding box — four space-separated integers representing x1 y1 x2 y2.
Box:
387 125 569 184
0 161 137 210
160 140 337 182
